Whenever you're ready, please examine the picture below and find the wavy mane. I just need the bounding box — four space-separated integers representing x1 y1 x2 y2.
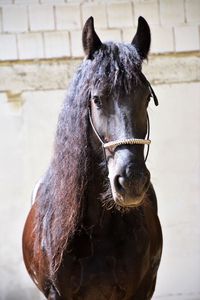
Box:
35 42 142 277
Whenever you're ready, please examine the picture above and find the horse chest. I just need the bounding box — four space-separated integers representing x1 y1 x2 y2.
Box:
57 217 152 299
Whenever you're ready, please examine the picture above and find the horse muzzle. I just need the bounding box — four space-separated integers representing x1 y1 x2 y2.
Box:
108 151 150 208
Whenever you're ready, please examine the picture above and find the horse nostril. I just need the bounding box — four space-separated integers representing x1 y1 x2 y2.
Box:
114 175 126 194
113 168 150 196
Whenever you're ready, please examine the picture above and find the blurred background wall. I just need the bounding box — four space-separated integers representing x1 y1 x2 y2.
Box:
0 0 199 299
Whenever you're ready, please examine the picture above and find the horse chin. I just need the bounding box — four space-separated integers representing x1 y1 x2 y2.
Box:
113 192 145 208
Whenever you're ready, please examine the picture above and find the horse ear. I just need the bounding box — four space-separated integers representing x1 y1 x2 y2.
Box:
132 16 151 60
82 16 102 59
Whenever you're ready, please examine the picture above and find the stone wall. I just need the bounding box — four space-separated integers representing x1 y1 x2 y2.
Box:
0 1 200 300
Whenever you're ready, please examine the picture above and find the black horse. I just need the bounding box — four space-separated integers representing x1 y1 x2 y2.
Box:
23 16 162 300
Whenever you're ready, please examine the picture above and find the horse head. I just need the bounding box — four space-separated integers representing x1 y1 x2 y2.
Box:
82 16 158 209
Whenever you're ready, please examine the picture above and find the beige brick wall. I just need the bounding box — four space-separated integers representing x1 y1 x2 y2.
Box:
2 5 28 32
107 1 134 28
55 4 81 30
134 0 160 25
159 0 185 25
175 25 199 51
29 4 55 31
43 31 70 57
0 34 18 59
17 32 44 59
82 2 107 28
0 0 199 60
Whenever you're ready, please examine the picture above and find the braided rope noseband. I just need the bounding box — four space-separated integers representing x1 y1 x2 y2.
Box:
104 137 151 150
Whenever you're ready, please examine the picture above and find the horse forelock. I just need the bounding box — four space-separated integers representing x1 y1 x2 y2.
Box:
91 42 142 93
34 41 143 278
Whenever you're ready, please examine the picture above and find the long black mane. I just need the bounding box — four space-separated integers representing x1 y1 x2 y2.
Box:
35 42 143 275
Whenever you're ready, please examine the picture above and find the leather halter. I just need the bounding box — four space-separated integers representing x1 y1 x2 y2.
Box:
89 79 158 162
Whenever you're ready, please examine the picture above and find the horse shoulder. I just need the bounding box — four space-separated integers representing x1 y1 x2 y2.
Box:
22 182 51 296
22 202 41 286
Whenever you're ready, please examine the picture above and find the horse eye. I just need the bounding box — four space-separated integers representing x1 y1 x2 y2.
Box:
92 96 102 109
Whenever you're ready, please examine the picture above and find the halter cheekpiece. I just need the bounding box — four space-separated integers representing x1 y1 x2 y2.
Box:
89 77 158 162
89 110 151 162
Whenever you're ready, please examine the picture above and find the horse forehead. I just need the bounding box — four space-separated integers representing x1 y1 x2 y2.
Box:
111 99 133 126
105 101 134 139
111 87 145 120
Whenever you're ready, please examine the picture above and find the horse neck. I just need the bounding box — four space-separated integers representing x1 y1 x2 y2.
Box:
81 144 107 229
